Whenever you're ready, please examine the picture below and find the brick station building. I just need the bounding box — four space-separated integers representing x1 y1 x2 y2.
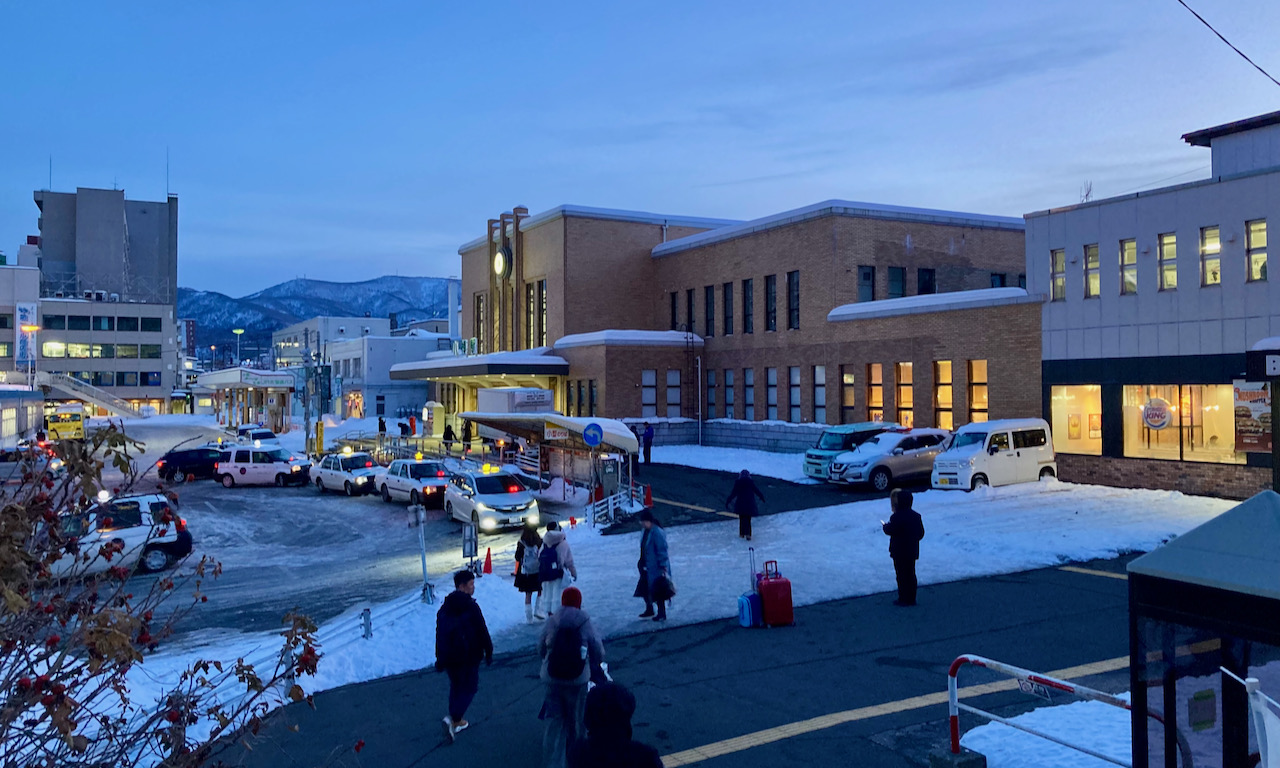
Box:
392 200 1042 433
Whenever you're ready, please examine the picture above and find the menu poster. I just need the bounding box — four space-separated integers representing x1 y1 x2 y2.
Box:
1233 380 1272 453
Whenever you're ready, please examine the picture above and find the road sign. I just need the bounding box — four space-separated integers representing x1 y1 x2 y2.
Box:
462 523 478 559
545 423 569 440
583 422 604 447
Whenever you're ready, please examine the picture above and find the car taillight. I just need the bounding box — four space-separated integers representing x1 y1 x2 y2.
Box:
176 518 187 533
365 461 373 468
157 460 165 468
213 462 219 470
437 470 446 477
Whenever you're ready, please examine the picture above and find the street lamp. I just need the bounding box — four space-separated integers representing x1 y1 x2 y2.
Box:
20 325 38 390
210 345 216 369
232 329 245 367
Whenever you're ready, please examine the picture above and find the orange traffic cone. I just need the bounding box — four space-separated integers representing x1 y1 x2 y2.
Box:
483 548 492 574
569 516 578 529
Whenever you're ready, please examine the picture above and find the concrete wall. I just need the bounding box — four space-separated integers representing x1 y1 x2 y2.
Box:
1210 123 1280 177
1057 453 1270 500
620 418 827 453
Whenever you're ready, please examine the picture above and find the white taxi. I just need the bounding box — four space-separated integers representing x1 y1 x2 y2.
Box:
49 493 192 578
215 446 312 488
444 468 539 533
311 451 380 496
372 458 449 506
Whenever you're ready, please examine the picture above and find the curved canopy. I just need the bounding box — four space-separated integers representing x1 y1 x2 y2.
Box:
459 411 639 454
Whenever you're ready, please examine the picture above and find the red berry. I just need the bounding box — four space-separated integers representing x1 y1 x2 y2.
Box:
354 740 365 753
143 610 153 622
136 632 152 645
35 675 50 689
165 709 181 723
50 682 65 695
200 595 208 603
43 604 55 614
16 677 31 691
44 635 60 648
40 694 55 706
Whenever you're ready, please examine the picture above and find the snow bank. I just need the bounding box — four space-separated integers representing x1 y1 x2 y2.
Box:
961 697 1131 768
649 444 815 483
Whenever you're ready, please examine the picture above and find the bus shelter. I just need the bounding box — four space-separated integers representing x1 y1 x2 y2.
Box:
196 367 295 432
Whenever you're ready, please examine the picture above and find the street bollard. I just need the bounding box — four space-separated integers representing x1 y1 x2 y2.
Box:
412 504 435 603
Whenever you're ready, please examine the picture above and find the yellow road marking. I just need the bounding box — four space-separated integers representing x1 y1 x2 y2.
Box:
660 655 1129 767
1059 566 1128 581
653 497 736 517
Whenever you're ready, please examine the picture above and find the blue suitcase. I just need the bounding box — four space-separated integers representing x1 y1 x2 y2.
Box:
738 592 762 628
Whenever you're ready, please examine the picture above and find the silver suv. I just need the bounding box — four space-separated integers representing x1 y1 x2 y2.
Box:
829 428 950 491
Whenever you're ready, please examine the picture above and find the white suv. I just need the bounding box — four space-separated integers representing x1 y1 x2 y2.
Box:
216 446 312 488
444 470 539 533
52 493 192 577
310 452 380 496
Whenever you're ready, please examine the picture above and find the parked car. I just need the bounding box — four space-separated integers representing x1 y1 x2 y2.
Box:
931 418 1056 491
215 446 311 488
235 424 263 439
444 469 540 532
310 451 379 496
802 422 898 479
372 458 449 506
157 446 226 483
0 446 65 485
50 493 192 577
828 428 951 490
237 428 280 447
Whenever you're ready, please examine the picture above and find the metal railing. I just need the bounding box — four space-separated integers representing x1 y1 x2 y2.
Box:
36 372 144 418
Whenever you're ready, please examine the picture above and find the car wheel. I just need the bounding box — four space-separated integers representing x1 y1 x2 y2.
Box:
380 485 392 503
870 467 892 492
970 474 989 491
316 478 324 493
344 481 355 496
221 474 235 489
171 469 187 485
1039 467 1056 480
275 473 287 487
410 489 420 506
445 500 453 521
139 546 172 573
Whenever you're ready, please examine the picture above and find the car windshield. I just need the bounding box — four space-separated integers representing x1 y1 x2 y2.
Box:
409 462 446 479
857 434 900 454
266 449 293 462
952 432 987 449
341 455 374 471
251 431 276 440
816 431 848 450
60 515 88 537
474 475 523 495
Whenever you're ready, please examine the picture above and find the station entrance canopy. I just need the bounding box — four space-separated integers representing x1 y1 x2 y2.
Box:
460 411 639 454
389 350 569 389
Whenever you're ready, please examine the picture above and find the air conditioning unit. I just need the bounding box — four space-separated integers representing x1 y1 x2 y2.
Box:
82 290 94 300
338 326 346 334
93 290 106 302
53 291 64 299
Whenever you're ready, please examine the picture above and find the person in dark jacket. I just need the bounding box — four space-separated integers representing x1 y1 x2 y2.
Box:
881 488 925 606
538 586 606 768
443 423 458 454
515 522 544 622
461 421 473 453
377 416 386 435
725 469 765 541
568 682 663 768
634 510 672 621
641 424 654 464
435 569 494 742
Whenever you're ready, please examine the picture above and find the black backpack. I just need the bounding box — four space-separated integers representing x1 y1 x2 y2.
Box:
546 621 586 680
539 544 563 583
435 607 471 668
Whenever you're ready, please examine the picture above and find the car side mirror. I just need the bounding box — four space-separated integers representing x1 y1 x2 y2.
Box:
892 448 904 455
987 445 1000 456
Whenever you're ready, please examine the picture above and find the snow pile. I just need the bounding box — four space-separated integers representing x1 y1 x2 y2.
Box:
961 697 1131 768
649 444 813 483
277 416 384 453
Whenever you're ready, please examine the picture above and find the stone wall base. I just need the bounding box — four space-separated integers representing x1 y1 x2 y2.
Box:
1057 453 1271 500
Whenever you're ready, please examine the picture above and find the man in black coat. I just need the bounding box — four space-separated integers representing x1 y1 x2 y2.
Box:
435 569 493 743
568 682 662 768
881 488 924 606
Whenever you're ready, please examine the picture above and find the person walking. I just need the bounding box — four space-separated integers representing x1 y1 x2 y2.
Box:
725 469 765 541
515 522 544 622
634 510 672 621
568 682 663 768
641 423 654 465
535 522 577 620
881 488 925 606
538 586 606 768
442 423 457 454
377 416 386 436
435 569 494 743
462 420 473 453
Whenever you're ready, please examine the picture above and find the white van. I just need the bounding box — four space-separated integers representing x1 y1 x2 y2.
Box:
216 446 312 488
931 418 1056 491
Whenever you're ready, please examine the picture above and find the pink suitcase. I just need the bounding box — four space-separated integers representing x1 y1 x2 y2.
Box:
756 560 794 627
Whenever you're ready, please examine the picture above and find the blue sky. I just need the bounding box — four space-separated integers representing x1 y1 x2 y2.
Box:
2 1 1278 296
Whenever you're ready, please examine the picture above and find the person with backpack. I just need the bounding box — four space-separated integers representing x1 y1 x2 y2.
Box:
634 510 672 621
881 488 925 607
538 586 605 768
535 521 577 620
515 522 544 622
724 469 765 541
568 682 663 768
435 569 494 743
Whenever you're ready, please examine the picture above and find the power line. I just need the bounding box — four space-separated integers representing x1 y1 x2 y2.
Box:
1174 0 1280 88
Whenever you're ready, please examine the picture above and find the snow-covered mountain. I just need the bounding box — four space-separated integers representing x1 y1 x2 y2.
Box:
177 276 458 347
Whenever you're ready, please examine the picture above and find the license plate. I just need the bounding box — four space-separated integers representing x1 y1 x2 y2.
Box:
939 478 952 485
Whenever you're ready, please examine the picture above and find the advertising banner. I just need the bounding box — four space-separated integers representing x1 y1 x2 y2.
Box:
15 302 36 365
1233 380 1272 453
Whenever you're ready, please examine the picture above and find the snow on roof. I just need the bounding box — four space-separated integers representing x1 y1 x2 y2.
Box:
388 348 566 374
827 287 1040 323
1250 336 1280 351
460 411 640 453
554 330 704 350
652 199 1025 257
458 205 742 254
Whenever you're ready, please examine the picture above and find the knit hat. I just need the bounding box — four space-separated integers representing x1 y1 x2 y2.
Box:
561 586 583 608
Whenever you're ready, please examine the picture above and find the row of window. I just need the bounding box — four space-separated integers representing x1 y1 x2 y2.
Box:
42 342 162 359
41 315 164 332
567 379 599 418
334 357 363 380
638 359 990 426
525 280 548 349
670 271 801 337
46 371 164 387
1050 219 1268 300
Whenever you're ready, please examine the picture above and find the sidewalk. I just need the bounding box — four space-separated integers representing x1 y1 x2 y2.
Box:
214 557 1133 768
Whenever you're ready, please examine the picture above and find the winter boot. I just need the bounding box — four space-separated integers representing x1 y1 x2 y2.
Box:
524 603 534 623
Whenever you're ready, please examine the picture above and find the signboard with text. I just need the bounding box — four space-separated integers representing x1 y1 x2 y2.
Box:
544 424 569 441
1234 380 1272 453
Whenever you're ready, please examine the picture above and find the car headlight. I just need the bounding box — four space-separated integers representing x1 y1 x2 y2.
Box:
291 465 301 472
355 476 367 484
475 502 492 512
479 517 497 531
50 460 63 470
851 461 868 468
526 512 540 525
830 464 845 472
968 457 977 467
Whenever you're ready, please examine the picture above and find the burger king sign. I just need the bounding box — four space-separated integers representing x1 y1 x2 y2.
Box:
1142 398 1173 431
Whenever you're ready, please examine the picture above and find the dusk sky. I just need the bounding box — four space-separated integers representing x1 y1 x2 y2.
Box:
2 1 1278 296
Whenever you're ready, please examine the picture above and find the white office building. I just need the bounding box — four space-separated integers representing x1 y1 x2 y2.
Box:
327 332 451 419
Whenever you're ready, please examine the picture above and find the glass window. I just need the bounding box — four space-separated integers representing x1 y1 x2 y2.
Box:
117 316 139 332
896 362 914 428
917 268 936 295
704 285 715 337
1158 233 1177 291
788 366 801 423
764 275 777 332
1246 219 1267 282
1120 239 1138 295
1123 384 1242 464
685 289 694 331
866 363 883 422
766 367 778 420
969 359 988 423
669 292 678 331
724 369 735 416
140 344 161 359
141 317 162 333
567 380 575 415
67 315 90 331
116 371 138 387
722 282 733 336
91 316 115 331
1084 244 1100 298
91 343 114 359
92 371 113 387
858 266 875 302
537 279 547 347
589 380 597 417
991 273 1007 288
786 271 799 330
43 315 65 330
888 267 905 298
0 343 11 359
1050 385 1102 455
744 368 755 421
812 365 826 423
525 282 536 349
0 315 12 331
934 361 953 431
1050 249 1066 301
706 370 716 419
1018 273 1026 289
116 344 139 359
67 343 90 359
41 341 66 359
742 279 754 334
666 369 681 418
474 295 486 354
1200 226 1221 286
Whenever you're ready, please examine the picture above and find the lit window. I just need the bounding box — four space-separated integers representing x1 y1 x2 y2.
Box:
840 367 856 423
1084 244 1100 298
1200 226 1220 286
866 364 883 422
896 362 913 428
1158 233 1177 291
1050 250 1065 301
1120 239 1137 295
41 341 66 359
934 361 953 430
968 360 988 423
1050 385 1102 456
1247 220 1268 282
1122 384 1241 464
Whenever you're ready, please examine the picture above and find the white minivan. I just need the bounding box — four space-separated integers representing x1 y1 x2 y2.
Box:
931 418 1056 491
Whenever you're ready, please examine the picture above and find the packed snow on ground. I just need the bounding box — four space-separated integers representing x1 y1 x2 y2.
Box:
277 416 384 454
961 697 1132 768
117 477 1235 754
649 444 816 483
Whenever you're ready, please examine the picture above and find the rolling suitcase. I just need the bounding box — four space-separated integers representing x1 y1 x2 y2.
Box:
739 547 762 628
757 560 794 627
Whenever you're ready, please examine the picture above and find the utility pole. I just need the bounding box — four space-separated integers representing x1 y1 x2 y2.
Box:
303 329 313 455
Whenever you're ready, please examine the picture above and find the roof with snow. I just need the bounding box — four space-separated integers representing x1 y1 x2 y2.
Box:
1250 336 1280 351
827 287 1041 323
652 199 1025 258
388 348 569 380
1128 491 1280 601
460 411 639 454
554 330 704 350
457 205 742 254
1183 109 1280 147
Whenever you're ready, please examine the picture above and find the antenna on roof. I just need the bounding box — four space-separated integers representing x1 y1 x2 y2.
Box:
48 156 52 191
166 147 170 196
